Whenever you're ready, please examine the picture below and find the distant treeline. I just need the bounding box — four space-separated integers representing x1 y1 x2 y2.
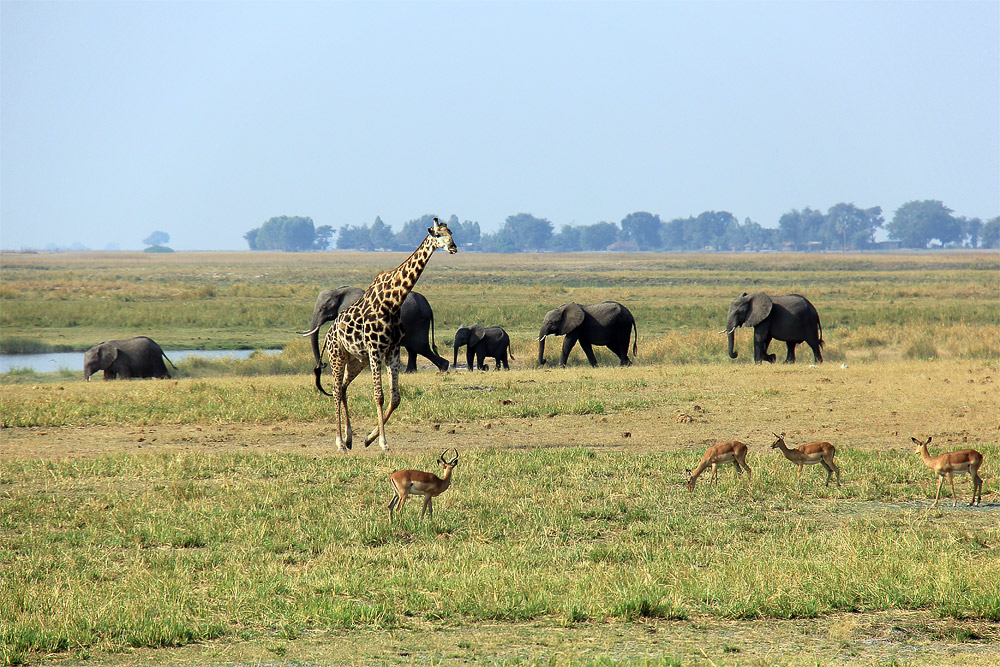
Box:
245 201 999 252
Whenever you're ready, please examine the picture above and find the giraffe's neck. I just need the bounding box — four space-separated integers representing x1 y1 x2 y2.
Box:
388 236 436 294
365 234 437 310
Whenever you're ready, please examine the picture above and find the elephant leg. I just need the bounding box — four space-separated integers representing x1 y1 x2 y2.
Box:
807 339 823 363
579 341 599 367
784 341 797 364
560 336 579 367
404 348 418 373
612 340 631 366
501 353 509 370
755 333 776 364
466 348 476 371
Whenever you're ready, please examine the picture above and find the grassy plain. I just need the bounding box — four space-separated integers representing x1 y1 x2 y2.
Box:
1 250 999 666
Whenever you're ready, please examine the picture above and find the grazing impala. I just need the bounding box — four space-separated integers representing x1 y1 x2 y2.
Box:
912 436 983 507
770 432 841 487
388 449 459 521
686 441 752 491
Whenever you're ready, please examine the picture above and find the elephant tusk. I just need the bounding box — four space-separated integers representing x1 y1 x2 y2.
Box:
298 324 322 337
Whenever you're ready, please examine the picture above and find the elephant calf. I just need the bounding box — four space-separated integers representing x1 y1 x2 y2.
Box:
453 323 513 370
83 336 176 380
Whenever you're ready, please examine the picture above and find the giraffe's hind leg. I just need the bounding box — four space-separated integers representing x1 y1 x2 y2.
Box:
339 356 366 450
366 348 401 450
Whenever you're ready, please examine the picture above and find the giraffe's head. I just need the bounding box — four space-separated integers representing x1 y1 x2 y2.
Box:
428 218 458 254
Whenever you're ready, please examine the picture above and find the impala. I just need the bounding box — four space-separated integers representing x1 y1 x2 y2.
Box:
770 432 841 487
686 440 752 491
388 448 459 521
911 436 984 507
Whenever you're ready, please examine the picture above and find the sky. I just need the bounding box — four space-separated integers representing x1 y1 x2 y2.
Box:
1 1 998 251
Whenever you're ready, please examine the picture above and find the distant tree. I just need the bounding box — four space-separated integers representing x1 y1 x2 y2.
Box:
335 223 373 250
660 217 688 250
552 225 582 252
451 218 481 246
886 200 962 248
395 214 438 248
620 212 662 250
980 217 1000 249
245 216 318 251
825 203 883 251
143 231 170 247
314 225 334 250
370 216 395 249
580 222 619 251
779 208 825 249
957 217 982 248
493 213 553 252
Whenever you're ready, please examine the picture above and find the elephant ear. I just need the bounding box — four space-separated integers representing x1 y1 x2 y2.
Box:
469 323 486 347
745 293 773 328
98 344 119 370
559 303 586 335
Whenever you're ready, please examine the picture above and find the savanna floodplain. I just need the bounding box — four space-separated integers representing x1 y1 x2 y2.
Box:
1 251 998 666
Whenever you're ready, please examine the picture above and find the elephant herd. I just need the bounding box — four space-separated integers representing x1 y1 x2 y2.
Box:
82 289 825 380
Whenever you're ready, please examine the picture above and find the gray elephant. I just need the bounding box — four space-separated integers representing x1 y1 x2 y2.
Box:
301 286 448 373
453 323 514 370
83 336 176 380
725 292 824 364
537 301 637 367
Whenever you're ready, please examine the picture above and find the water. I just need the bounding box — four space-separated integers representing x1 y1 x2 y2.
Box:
0 349 279 374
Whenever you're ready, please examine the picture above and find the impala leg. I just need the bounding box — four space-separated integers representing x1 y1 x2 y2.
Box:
388 484 402 521
830 458 842 487
973 471 983 505
934 475 944 507
948 473 958 507
420 496 432 519
821 460 833 487
710 463 719 487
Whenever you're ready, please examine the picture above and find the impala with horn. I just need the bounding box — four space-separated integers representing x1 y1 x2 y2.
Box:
388 449 459 521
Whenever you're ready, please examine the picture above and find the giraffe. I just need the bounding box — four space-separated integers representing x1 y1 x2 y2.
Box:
316 218 457 452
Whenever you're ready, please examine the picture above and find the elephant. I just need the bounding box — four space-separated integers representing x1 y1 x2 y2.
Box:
453 323 514 370
83 336 176 380
537 301 637 367
301 286 449 373
725 292 824 364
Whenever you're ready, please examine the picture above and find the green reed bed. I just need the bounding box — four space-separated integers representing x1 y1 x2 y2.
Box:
2 448 997 662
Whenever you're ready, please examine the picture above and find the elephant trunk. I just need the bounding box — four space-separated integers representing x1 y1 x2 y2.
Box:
537 336 547 365
726 313 738 359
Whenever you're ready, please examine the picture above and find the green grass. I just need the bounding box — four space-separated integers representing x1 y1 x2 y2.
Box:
1 251 997 357
2 448 997 662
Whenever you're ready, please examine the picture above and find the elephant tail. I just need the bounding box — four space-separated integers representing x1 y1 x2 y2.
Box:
817 316 825 348
429 311 439 355
631 319 638 358
162 352 177 369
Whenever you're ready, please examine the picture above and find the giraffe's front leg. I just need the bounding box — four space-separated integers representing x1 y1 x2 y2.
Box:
366 348 401 451
328 354 349 452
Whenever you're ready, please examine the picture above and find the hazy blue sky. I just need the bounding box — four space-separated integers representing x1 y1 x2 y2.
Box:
2 0 997 251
